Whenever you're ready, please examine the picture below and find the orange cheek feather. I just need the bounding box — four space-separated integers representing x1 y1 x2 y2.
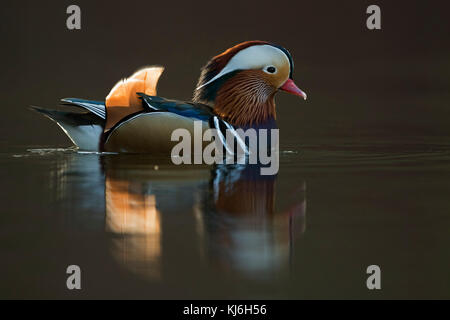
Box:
273 63 290 88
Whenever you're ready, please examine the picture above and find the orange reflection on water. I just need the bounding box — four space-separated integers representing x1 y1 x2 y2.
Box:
105 177 162 279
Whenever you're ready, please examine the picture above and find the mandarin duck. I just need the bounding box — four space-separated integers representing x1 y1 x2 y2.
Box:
31 41 307 153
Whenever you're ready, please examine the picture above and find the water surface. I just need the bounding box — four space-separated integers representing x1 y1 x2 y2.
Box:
1 137 449 299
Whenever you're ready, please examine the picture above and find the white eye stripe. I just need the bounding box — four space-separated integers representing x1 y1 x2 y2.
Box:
196 45 290 90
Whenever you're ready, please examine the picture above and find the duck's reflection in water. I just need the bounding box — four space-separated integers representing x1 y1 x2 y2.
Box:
103 157 210 280
105 178 162 280
102 156 306 279
202 165 306 277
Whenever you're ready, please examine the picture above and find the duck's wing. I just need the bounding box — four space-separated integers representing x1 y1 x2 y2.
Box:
104 95 215 153
60 98 106 119
105 94 247 155
139 94 246 153
103 111 210 153
138 93 215 121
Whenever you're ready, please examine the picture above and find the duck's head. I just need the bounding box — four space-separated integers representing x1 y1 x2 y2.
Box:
193 41 306 127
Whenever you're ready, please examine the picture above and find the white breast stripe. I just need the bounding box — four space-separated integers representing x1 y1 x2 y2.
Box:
223 121 249 155
214 116 233 155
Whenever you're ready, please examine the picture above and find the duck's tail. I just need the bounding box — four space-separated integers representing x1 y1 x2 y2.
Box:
30 66 164 151
29 104 105 151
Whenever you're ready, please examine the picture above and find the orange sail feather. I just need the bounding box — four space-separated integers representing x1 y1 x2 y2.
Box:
105 66 164 130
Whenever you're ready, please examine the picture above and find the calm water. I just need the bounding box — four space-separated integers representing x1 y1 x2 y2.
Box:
1 137 449 299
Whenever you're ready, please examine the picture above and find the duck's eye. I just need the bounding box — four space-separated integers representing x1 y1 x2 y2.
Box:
265 66 277 74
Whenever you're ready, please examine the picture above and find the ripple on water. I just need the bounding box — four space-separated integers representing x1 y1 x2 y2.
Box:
4 140 450 172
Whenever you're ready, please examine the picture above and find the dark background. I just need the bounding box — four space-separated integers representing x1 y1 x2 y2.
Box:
1 0 449 146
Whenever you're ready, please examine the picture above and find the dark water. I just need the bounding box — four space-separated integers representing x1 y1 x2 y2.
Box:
1 136 449 299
